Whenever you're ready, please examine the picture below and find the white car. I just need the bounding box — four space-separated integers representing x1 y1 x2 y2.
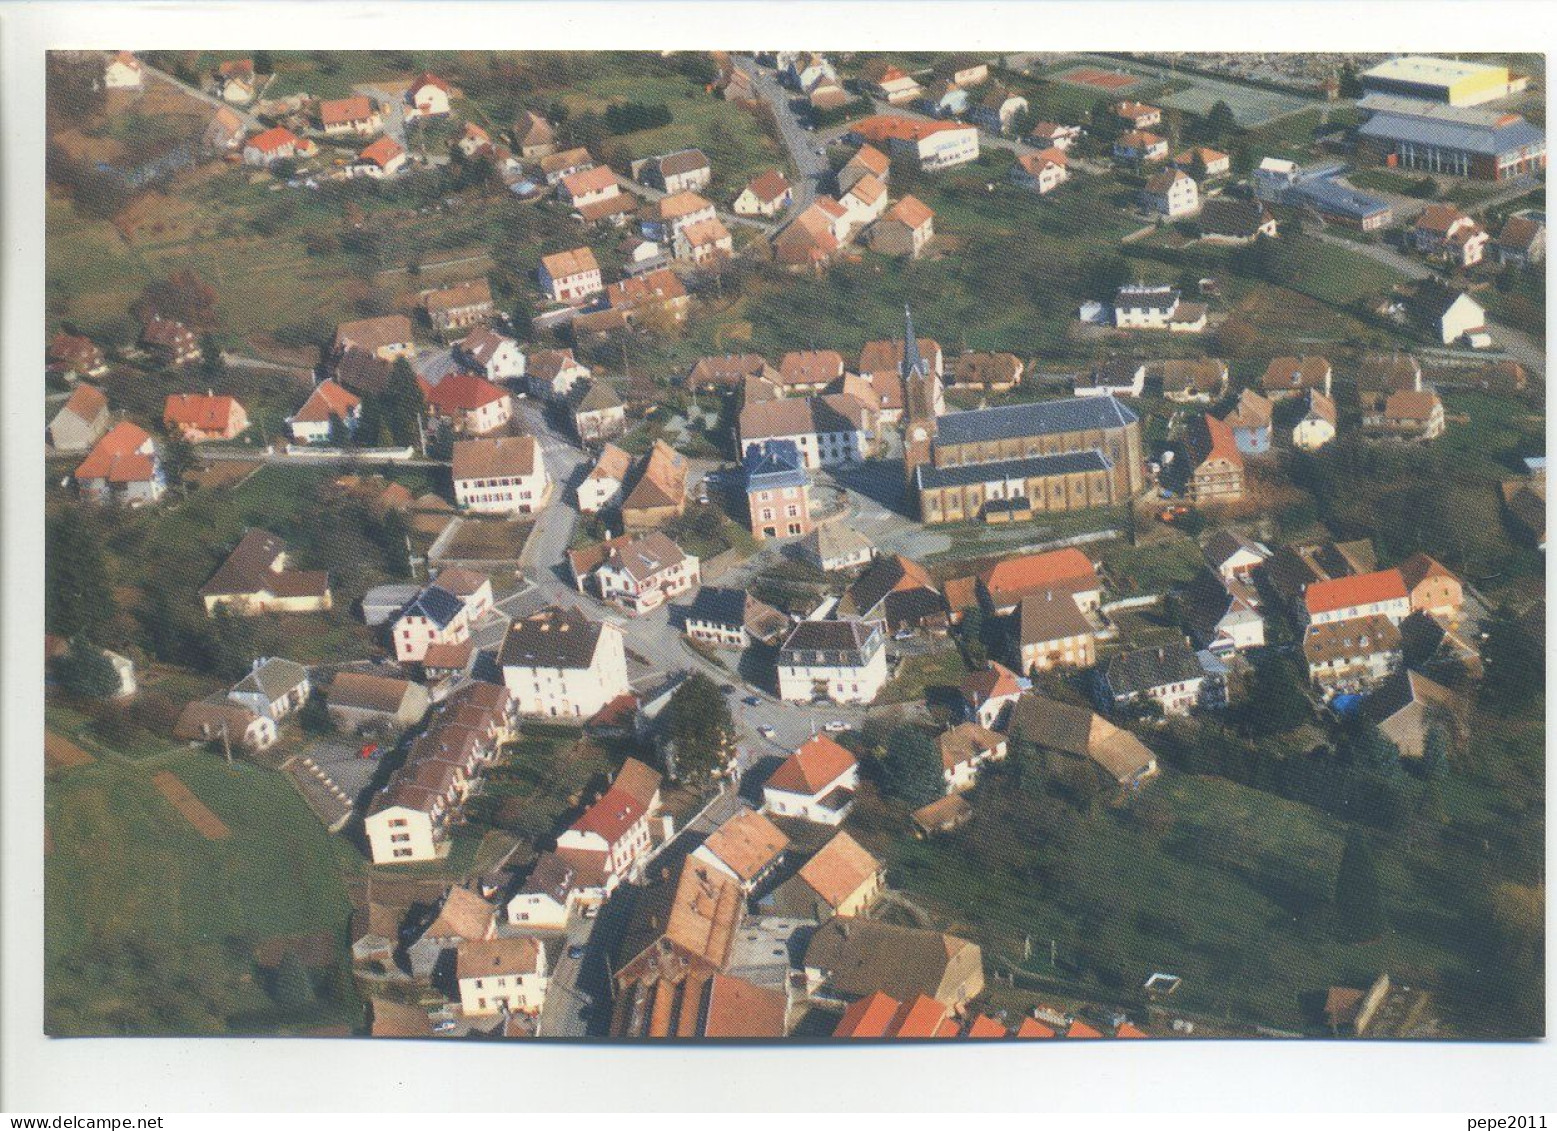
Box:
758 725 776 738
825 720 848 732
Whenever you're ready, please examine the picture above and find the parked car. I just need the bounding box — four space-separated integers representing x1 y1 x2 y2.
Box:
432 1019 457 1033
568 945 586 960
758 725 776 738
743 696 761 707
825 720 847 732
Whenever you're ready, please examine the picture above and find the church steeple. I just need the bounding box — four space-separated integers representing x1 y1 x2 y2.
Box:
902 304 927 380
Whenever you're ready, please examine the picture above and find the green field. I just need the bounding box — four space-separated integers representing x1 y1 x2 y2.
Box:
868 762 1531 1035
45 733 361 1035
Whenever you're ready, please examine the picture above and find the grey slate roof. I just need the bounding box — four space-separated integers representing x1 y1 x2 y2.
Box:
232 657 309 701
499 606 605 670
687 586 749 627
1105 644 1203 697
933 396 1137 449
403 585 465 630
917 449 1111 490
1359 110 1545 158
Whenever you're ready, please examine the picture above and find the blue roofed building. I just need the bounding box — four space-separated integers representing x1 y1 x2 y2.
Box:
916 396 1142 525
744 439 812 541
392 583 473 663
1357 95 1546 180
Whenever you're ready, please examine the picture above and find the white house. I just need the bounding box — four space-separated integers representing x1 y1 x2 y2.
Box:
451 436 551 516
569 532 700 617
287 379 361 445
762 735 860 826
738 394 874 471
499 606 631 720
1303 569 1411 627
553 758 662 890
456 937 549 1018
1292 389 1338 451
576 443 632 514
390 583 472 663
539 247 603 305
1141 168 1200 218
104 51 144 90
938 723 1008 794
776 618 888 705
405 72 452 118
456 327 526 383
1011 149 1069 195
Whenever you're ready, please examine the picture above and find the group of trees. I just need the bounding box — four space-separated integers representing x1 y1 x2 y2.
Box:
659 672 736 785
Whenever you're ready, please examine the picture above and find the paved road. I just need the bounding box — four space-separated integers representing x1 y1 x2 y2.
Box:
1307 228 1545 373
732 55 830 225
131 55 263 130
510 400 891 761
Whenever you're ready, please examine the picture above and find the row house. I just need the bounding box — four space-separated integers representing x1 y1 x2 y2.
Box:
1304 615 1403 698
1260 355 1333 401
539 247 603 305
683 587 790 650
319 95 382 136
363 683 516 863
540 146 596 186
1099 643 1214 717
422 279 493 333
738 393 875 470
1303 568 1412 627
867 195 935 259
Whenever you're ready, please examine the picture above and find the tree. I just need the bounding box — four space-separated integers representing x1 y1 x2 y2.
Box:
1202 100 1238 146
161 430 198 494
253 50 274 75
381 359 425 449
959 603 989 668
661 672 735 783
273 951 316 1008
299 693 334 736
45 513 114 640
131 269 219 329
57 638 122 699
1488 882 1544 1034
1481 605 1544 711
1421 725 1450 780
199 334 226 381
1348 722 1401 776
1338 65 1362 100
1334 829 1386 942
1236 654 1311 736
879 725 945 808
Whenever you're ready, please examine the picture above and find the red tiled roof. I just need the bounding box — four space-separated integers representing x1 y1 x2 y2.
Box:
61 384 108 421
1066 1019 1103 1038
834 990 900 1038
1016 1017 1056 1038
359 137 404 168
981 547 1096 601
766 735 856 796
320 96 375 127
1304 568 1408 615
421 373 508 412
745 169 792 203
885 194 933 229
1116 1022 1149 1038
164 393 242 432
568 783 645 846
890 994 953 1038
246 126 298 154
75 421 153 481
292 379 360 424
964 1014 1007 1038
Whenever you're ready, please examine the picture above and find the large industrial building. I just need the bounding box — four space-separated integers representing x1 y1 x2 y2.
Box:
1358 56 1529 107
1356 95 1547 181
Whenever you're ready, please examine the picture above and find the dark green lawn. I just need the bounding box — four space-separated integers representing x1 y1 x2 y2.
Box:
45 735 360 1035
